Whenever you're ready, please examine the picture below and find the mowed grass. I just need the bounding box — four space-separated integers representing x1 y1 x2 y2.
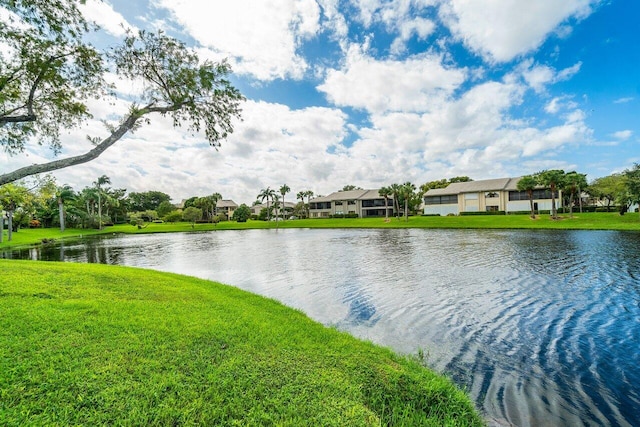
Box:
1 212 639 250
0 260 483 426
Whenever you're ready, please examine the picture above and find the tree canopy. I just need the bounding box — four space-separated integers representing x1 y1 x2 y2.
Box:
0 1 244 185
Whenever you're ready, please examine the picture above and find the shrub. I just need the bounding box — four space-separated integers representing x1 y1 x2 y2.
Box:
460 211 505 216
163 210 183 223
29 219 41 228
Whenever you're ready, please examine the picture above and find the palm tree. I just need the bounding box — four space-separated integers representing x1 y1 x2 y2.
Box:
296 191 306 218
55 185 75 232
401 182 416 222
538 170 565 219
211 192 222 218
304 190 314 218
563 172 588 218
258 187 276 221
517 175 538 219
93 175 111 229
379 186 392 221
279 184 290 220
390 183 402 219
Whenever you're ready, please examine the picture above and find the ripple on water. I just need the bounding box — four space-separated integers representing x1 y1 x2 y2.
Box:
5 228 640 426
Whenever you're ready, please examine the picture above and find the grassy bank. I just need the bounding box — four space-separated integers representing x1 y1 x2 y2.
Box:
0 260 483 426
1 212 639 250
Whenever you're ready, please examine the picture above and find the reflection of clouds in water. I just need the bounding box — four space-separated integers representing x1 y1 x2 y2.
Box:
342 284 378 325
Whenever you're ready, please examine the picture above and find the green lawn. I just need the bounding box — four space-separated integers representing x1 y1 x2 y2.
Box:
1 212 639 250
0 260 483 426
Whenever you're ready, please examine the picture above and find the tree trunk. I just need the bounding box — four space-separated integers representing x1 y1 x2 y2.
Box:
550 185 557 219
569 193 575 218
404 199 408 222
384 197 389 220
528 191 535 219
0 214 4 243
58 198 65 232
98 193 102 229
7 210 13 241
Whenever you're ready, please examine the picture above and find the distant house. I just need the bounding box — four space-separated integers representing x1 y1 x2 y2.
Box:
423 177 559 215
250 201 296 218
309 189 395 218
215 200 238 218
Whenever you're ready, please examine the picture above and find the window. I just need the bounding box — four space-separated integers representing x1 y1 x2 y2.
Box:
348 200 356 205
508 189 554 201
464 193 478 200
485 192 499 198
335 201 343 205
424 195 458 205
310 202 331 209
362 199 386 207
486 206 499 212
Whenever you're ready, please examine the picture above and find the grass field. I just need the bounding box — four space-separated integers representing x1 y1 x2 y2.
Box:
0 260 483 426
1 212 639 250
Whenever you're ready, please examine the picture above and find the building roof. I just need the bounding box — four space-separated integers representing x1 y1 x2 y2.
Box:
216 199 238 208
311 189 390 202
425 177 523 196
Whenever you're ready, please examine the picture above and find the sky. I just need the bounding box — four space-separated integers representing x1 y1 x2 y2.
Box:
2 0 639 204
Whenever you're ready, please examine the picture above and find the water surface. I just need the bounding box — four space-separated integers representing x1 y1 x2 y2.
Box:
5 228 640 426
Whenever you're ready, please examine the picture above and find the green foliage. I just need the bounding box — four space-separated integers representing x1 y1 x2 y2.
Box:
231 204 251 222
0 0 106 155
589 173 626 210
182 206 202 227
460 211 506 215
127 191 172 212
163 210 183 223
623 164 640 211
0 260 483 426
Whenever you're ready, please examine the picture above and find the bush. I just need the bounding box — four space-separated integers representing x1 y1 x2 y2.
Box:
29 219 41 228
329 213 359 218
460 211 505 216
163 210 183 223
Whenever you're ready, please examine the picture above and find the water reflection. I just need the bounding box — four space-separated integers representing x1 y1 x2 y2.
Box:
4 228 640 427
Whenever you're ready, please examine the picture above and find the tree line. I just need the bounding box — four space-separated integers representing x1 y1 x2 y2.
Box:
0 174 249 241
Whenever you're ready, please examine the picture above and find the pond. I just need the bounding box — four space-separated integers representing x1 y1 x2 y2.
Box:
4 228 640 426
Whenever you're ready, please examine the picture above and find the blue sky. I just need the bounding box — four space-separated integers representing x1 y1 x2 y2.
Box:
2 0 638 203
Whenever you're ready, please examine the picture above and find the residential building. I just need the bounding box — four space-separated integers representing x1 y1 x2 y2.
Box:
423 177 559 215
308 189 395 218
250 201 296 218
215 200 238 219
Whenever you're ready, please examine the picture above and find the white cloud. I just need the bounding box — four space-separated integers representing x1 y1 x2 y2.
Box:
318 44 467 114
439 0 597 62
79 0 136 37
391 17 436 54
613 97 634 104
611 130 633 141
154 0 321 81
517 60 582 93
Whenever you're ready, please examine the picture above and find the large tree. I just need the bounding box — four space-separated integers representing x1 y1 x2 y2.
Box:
0 183 29 241
0 2 244 185
588 174 626 212
127 191 172 212
624 164 640 218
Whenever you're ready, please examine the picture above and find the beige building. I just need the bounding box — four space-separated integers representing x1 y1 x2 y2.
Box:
215 200 238 218
309 189 395 218
423 177 560 215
